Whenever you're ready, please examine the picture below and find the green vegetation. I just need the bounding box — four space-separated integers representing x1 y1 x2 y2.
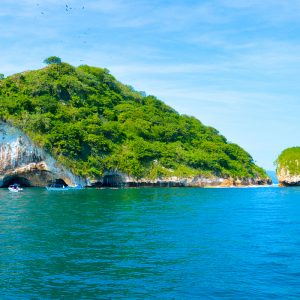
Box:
275 147 300 175
43 56 62 65
0 62 268 180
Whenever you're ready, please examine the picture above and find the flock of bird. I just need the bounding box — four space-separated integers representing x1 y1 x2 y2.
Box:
65 4 85 12
35 3 88 62
36 3 85 15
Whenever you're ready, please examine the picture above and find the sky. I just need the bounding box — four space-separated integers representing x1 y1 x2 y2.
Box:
1 0 300 170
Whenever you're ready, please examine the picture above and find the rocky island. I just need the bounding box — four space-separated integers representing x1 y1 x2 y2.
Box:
276 147 300 186
0 60 271 187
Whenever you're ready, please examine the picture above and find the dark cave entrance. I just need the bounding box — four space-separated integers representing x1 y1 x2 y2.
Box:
102 175 123 187
2 176 32 187
49 178 69 187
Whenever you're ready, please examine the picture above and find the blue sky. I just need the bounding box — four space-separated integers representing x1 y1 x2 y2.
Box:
1 0 300 170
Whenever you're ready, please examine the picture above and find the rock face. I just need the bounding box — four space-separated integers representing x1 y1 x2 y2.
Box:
277 168 300 186
95 171 271 188
276 147 300 186
0 122 84 187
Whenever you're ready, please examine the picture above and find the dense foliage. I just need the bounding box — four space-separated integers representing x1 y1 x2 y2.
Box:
43 56 62 65
276 147 300 175
0 62 268 180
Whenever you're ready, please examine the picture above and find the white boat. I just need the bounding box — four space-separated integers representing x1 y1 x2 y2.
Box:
8 184 23 192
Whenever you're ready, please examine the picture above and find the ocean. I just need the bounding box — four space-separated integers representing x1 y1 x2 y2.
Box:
1 186 300 299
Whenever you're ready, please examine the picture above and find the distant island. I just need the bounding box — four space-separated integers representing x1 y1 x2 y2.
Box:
0 58 271 187
276 147 300 186
266 170 278 184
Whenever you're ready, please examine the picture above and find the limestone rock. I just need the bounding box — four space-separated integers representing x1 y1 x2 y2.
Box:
92 171 271 188
277 167 300 186
276 147 300 186
0 122 84 187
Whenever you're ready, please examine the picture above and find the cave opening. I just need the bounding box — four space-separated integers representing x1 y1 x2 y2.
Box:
48 178 69 187
2 176 32 187
102 175 123 187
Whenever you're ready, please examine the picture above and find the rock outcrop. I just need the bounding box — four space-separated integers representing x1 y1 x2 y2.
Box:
276 147 300 186
0 122 84 187
93 171 271 188
277 168 300 186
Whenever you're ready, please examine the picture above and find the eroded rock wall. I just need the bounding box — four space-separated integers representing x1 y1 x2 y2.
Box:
92 171 271 188
0 122 84 187
277 168 300 186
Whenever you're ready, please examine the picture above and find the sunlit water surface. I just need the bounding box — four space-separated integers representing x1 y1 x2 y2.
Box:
1 187 300 299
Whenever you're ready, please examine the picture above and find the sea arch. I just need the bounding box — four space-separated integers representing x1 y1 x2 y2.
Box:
2 175 32 187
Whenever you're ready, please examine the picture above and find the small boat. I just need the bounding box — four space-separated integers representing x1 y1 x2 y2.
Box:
46 183 70 191
8 184 23 192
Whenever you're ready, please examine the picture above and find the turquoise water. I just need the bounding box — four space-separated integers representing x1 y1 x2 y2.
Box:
1 187 300 299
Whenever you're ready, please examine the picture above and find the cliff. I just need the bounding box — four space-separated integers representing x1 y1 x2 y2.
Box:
0 122 83 187
276 147 300 186
0 61 271 186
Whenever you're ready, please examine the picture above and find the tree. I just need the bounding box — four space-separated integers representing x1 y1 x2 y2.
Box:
43 56 62 65
0 73 4 80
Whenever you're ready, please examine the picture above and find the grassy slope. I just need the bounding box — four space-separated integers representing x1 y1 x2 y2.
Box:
0 62 268 180
276 147 300 176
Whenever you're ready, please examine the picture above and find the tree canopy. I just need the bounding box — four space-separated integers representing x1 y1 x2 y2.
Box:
0 62 268 180
43 56 62 65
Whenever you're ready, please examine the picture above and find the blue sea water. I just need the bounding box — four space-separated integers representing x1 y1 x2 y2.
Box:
1 186 300 299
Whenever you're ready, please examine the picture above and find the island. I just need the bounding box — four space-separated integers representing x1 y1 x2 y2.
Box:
276 147 300 186
0 60 271 187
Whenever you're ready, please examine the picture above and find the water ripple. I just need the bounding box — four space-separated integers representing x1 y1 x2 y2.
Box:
1 187 300 298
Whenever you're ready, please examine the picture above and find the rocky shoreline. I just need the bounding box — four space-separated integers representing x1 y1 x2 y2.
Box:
90 172 271 188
